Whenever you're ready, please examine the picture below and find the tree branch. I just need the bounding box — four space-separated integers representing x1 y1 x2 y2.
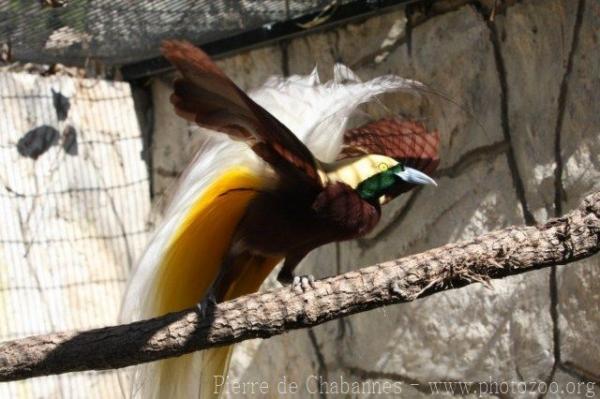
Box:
1 191 599 382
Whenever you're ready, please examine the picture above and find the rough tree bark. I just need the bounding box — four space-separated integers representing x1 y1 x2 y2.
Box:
0 191 599 383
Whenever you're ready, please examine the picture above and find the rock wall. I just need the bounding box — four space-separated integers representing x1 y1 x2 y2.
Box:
0 72 151 397
150 1 599 397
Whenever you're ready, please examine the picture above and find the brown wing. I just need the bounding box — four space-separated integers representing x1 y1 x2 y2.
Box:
339 118 440 199
339 118 439 173
161 40 321 189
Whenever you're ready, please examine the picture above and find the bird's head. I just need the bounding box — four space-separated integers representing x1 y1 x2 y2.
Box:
355 157 437 205
323 153 437 206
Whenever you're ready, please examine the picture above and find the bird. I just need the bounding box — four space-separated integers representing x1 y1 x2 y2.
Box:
121 40 439 399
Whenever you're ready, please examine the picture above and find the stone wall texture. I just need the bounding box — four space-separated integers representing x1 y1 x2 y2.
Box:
0 72 151 397
150 1 600 397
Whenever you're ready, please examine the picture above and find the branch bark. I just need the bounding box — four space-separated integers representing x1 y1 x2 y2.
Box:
1 191 599 382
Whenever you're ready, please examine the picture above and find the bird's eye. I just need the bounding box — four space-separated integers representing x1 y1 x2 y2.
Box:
378 162 389 171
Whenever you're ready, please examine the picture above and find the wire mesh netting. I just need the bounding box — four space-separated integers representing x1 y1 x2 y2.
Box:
0 71 151 397
0 0 348 67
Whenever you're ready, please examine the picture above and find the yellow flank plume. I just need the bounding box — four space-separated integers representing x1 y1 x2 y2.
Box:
153 167 262 315
148 166 283 399
223 252 282 301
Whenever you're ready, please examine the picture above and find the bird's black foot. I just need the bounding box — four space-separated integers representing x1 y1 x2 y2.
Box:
277 269 294 285
292 274 315 293
196 291 217 318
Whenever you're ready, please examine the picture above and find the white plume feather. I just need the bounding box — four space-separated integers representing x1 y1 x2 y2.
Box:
249 65 422 161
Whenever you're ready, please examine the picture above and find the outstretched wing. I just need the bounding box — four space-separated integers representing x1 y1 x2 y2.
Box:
161 40 321 189
339 118 440 199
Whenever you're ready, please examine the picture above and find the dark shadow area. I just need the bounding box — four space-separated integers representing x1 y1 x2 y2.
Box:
13 304 217 381
61 125 78 156
16 125 59 159
51 89 70 121
130 80 155 199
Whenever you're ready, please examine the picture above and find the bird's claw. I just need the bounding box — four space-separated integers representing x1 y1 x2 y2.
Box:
196 291 217 318
292 274 315 293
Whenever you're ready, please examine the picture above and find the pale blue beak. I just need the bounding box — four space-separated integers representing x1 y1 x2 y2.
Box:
395 166 437 186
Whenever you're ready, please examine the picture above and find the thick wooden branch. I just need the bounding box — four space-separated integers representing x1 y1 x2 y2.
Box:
1 191 599 382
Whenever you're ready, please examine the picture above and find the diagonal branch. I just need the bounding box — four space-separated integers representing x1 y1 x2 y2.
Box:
1 191 600 382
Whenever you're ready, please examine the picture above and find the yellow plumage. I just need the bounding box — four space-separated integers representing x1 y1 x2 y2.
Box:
146 167 281 398
153 167 260 313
